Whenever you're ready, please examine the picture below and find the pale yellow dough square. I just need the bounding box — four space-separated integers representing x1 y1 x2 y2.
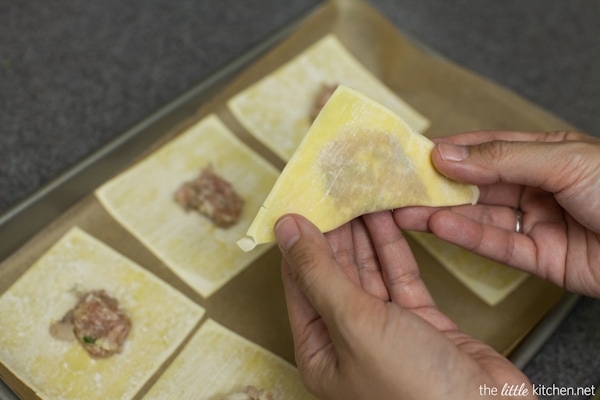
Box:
228 34 430 161
143 319 315 400
0 227 204 400
96 115 279 297
409 232 529 306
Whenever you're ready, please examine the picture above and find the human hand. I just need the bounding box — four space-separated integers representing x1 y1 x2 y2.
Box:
275 212 534 400
394 131 600 297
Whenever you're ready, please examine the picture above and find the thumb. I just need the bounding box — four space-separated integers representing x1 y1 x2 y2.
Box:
274 214 367 332
432 139 593 193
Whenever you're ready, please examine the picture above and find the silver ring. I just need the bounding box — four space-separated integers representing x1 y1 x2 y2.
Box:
514 209 523 234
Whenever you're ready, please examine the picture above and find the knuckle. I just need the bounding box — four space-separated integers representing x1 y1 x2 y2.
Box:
479 140 511 164
555 141 600 187
289 241 319 270
547 130 591 142
286 240 327 291
386 268 421 289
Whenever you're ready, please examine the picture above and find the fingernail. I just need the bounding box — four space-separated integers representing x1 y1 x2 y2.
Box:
438 143 468 161
274 216 300 252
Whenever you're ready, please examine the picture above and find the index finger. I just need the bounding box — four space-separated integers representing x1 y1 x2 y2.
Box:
362 211 435 309
433 130 588 146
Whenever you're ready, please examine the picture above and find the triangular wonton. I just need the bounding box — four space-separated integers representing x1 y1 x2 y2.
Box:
237 86 478 251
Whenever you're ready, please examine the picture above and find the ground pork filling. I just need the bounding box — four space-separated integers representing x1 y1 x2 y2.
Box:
310 83 338 122
50 289 131 358
173 164 244 228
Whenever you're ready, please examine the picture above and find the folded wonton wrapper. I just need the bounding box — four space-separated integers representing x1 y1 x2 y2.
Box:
237 86 479 252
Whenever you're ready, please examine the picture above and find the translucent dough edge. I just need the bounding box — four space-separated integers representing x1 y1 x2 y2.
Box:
237 236 257 252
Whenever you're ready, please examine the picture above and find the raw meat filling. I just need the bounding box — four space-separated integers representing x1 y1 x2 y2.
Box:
50 289 131 358
174 165 244 228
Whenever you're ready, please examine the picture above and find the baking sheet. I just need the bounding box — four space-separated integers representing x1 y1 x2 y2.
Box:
0 0 580 398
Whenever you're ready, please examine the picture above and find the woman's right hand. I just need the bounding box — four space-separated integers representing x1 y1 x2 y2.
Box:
394 130 600 297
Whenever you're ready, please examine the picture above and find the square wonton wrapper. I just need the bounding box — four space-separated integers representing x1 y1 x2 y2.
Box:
409 232 529 306
143 319 315 400
228 34 430 161
96 115 279 297
0 227 204 400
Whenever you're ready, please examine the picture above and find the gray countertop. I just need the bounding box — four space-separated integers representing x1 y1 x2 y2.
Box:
1 1 598 399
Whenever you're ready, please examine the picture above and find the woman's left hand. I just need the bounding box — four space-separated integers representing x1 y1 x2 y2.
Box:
276 211 535 400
